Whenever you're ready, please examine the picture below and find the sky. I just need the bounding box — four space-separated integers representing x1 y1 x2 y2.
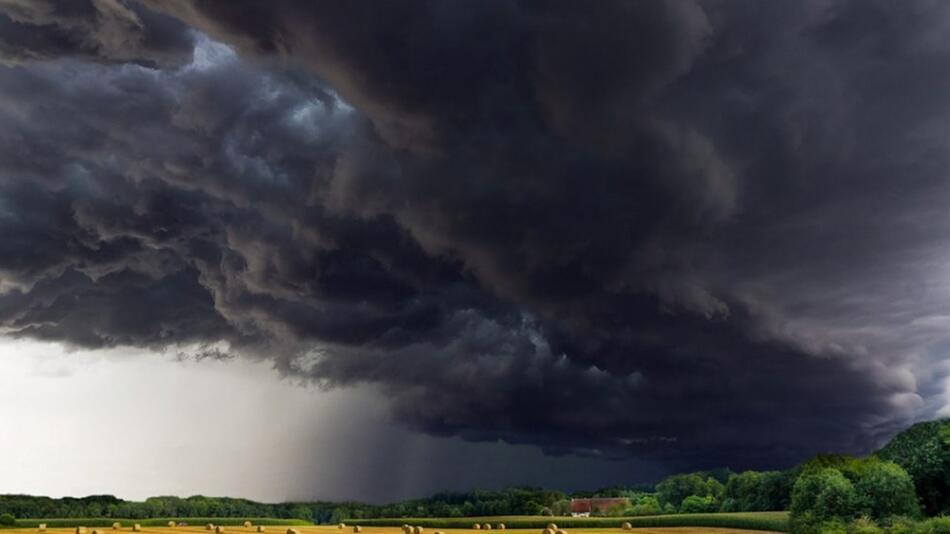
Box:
0 0 949 504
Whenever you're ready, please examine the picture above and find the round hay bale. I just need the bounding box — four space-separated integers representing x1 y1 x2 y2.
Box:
38 524 46 532
473 525 481 531
257 527 267 533
556 530 567 534
75 528 87 534
542 528 554 534
244 522 252 529
206 525 215 531
353 527 362 533
169 522 177 528
483 525 491 531
546 524 557 531
413 526 423 534
112 523 122 530
621 523 631 531
286 529 300 534
132 526 141 532
497 526 505 531
338 525 346 530
215 527 226 534
92 529 102 534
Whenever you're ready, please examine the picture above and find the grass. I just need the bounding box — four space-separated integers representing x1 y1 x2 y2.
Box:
9 520 312 529
346 512 789 533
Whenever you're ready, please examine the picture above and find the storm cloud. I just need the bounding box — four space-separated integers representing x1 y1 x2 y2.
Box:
1 0 949 479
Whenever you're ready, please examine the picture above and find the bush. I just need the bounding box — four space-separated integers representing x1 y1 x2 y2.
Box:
882 516 917 534
915 517 950 534
0 514 15 527
846 517 881 534
817 518 847 534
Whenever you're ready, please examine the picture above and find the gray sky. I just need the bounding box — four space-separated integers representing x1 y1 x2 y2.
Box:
0 338 665 503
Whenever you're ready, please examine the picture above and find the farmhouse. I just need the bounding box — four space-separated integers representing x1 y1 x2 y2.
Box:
569 497 629 517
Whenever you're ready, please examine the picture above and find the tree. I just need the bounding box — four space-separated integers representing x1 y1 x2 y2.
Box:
655 474 722 509
0 513 15 527
852 461 920 519
877 418 950 516
790 468 859 533
679 495 717 513
628 495 660 516
551 500 571 516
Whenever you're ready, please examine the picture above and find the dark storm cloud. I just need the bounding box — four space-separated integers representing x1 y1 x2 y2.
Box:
0 0 948 476
0 0 194 67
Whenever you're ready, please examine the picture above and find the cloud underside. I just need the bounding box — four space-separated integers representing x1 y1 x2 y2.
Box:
1 0 949 471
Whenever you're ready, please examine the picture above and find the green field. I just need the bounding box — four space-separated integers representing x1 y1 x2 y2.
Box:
348 512 789 533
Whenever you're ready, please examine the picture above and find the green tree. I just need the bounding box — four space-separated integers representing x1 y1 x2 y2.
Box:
852 461 920 519
656 473 722 508
0 513 15 527
679 495 718 513
791 468 860 532
877 418 950 516
551 500 571 516
628 495 661 516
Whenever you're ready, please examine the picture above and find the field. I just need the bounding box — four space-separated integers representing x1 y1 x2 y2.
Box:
349 513 789 533
2 514 790 534
0 523 787 534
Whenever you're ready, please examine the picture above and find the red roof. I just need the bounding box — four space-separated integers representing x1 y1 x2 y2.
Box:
570 498 628 513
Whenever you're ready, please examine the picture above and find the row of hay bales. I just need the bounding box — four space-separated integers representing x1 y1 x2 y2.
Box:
42 521 272 533
399 523 445 534
538 523 567 534
471 524 506 530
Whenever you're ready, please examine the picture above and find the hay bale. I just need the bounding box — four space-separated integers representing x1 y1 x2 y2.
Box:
473 525 481 531
546 525 557 531
413 526 423 534
75 528 87 534
483 525 491 531
286 529 300 534
556 530 567 534
243 522 252 529
338 525 346 530
206 525 215 531
169 522 177 528
92 529 103 534
353 527 362 533
112 523 122 530
257 527 266 533
132 525 141 532
542 528 554 534
38 524 46 532
621 523 631 531
497 526 505 531
215 526 226 534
